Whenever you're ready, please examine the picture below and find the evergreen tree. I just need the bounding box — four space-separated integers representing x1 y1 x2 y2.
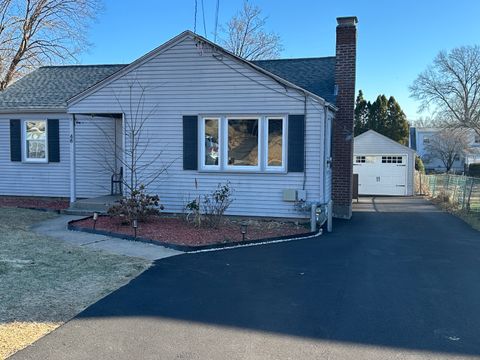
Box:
386 96 409 145
354 90 370 136
368 95 389 134
353 91 410 145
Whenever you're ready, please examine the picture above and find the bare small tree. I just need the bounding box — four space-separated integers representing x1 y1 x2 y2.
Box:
0 0 100 90
412 116 437 128
410 46 480 136
426 129 470 172
219 0 282 60
99 79 175 195
91 78 176 222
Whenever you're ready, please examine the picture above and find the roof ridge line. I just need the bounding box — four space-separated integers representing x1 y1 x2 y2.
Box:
253 56 335 62
39 64 127 69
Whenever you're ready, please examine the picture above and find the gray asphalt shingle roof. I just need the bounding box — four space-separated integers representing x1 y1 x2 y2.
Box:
252 57 336 104
0 65 126 111
0 56 336 111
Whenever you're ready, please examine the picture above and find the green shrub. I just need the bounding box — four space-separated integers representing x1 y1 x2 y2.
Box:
185 181 234 228
469 163 480 177
415 155 425 174
108 185 163 223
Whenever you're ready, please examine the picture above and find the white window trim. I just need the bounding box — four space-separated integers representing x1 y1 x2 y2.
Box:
199 117 221 170
23 119 48 163
198 115 287 173
265 116 287 172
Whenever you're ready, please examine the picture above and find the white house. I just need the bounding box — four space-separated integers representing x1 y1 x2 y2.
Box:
0 17 359 219
353 130 416 196
410 127 480 173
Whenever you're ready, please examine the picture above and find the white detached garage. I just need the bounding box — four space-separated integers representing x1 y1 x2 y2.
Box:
353 130 416 196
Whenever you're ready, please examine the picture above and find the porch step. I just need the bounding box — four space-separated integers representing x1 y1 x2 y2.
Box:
65 195 122 216
62 208 109 216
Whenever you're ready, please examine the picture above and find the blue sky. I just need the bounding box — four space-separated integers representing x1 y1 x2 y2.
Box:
80 0 480 120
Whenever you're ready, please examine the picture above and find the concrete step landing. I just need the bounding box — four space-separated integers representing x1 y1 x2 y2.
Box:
64 195 122 216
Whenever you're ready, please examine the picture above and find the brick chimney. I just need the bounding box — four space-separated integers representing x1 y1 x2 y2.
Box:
332 16 357 219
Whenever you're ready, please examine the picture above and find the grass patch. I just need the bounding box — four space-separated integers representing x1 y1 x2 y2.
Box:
0 208 150 359
454 210 480 231
429 197 480 231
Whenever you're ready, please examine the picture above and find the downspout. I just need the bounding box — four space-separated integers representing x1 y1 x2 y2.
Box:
323 106 328 207
302 93 308 190
325 107 333 232
69 114 77 203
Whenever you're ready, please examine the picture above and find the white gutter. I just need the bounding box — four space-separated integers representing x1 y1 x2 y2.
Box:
0 107 66 114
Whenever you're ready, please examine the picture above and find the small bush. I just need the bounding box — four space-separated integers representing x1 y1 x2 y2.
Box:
469 163 480 177
185 181 234 228
202 182 234 228
185 197 201 227
415 155 425 174
108 185 163 224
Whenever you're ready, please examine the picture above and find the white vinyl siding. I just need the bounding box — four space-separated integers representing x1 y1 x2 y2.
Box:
0 113 69 197
69 35 329 218
74 115 117 198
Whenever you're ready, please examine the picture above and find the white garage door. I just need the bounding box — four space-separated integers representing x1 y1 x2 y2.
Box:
353 155 407 196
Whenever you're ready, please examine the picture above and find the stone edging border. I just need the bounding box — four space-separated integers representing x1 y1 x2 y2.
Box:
67 216 321 253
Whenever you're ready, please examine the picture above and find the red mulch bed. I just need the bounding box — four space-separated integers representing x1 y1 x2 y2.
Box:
74 215 310 247
0 196 70 210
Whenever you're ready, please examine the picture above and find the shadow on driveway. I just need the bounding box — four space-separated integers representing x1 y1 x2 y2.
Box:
12 197 480 359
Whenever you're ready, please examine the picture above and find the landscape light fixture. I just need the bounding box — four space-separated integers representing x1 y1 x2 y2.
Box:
92 212 98 229
133 219 138 239
241 223 248 241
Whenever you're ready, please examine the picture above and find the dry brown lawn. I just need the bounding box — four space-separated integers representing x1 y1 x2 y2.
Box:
0 208 150 359
430 197 480 231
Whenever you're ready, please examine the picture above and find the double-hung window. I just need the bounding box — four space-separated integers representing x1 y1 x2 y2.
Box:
200 115 286 172
201 117 221 169
227 117 260 170
24 120 47 162
265 117 285 171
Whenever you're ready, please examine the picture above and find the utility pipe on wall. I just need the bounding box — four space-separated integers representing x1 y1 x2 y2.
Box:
310 203 317 232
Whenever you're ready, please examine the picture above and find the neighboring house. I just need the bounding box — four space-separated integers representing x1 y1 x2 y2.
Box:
410 127 480 173
353 130 416 196
0 17 358 219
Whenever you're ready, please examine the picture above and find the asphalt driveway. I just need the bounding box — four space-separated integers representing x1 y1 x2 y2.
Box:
12 197 480 359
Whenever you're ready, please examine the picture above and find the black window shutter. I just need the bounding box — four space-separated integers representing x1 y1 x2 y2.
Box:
48 119 60 162
10 119 21 162
183 115 198 170
287 114 305 172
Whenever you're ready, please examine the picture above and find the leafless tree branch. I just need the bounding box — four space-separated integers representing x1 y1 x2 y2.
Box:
424 128 471 172
219 0 282 60
0 0 101 90
410 46 480 136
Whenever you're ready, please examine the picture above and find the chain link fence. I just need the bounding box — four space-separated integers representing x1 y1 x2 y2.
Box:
416 172 480 212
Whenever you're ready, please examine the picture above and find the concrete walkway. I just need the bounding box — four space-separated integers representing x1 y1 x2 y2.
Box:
32 215 182 260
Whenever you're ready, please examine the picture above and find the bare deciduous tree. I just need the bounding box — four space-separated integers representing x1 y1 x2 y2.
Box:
0 0 100 90
219 0 282 60
90 78 176 221
412 116 437 128
94 79 175 196
425 129 470 172
410 46 480 136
